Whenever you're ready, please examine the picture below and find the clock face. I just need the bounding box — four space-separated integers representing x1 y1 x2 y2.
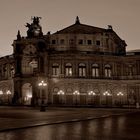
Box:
23 44 36 55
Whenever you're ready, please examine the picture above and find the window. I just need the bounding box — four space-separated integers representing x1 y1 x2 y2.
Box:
92 64 99 77
87 40 92 45
21 58 33 74
52 63 59 76
79 63 86 77
69 39 74 45
78 39 83 45
96 40 100 46
105 64 111 77
65 63 72 77
60 39 65 45
52 40 56 45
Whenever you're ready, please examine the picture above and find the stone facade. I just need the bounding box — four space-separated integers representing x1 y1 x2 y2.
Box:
0 17 140 107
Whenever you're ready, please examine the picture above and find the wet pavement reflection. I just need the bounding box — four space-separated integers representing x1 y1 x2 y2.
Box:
0 112 140 140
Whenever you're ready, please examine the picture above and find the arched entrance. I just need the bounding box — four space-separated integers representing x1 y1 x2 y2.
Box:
102 90 112 106
87 89 100 106
22 83 32 105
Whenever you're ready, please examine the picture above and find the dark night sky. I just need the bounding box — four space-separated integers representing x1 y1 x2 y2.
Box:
0 0 140 56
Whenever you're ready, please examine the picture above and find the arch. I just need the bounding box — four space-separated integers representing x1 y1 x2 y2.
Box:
79 63 86 67
105 64 111 68
22 83 32 105
92 63 99 67
87 88 100 106
66 87 73 94
65 63 72 67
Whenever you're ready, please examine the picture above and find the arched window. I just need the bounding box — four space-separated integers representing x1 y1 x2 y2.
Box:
92 64 99 77
21 58 33 74
105 64 111 77
52 63 59 76
78 63 86 77
65 63 72 77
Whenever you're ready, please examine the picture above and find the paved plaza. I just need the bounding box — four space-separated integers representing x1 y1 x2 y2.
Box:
0 106 139 132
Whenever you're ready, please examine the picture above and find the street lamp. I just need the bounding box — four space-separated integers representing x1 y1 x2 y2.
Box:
88 91 96 96
117 92 124 106
6 90 11 105
38 80 47 111
73 90 80 105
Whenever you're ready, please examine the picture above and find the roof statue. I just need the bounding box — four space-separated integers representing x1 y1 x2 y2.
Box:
75 16 80 24
17 30 21 40
31 16 41 25
25 16 43 38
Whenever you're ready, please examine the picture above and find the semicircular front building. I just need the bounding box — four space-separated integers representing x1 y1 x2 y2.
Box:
0 16 140 107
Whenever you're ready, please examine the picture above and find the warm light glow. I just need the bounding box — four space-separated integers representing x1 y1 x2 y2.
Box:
88 91 96 95
103 91 112 96
69 70 72 75
38 80 47 87
57 90 65 95
117 92 124 96
0 90 3 95
7 90 11 95
73 90 80 95
27 94 32 98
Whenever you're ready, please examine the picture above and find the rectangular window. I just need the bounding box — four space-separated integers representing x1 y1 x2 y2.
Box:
78 39 83 45
87 40 92 45
22 60 33 74
60 39 65 45
96 40 100 46
52 40 56 45
69 39 74 45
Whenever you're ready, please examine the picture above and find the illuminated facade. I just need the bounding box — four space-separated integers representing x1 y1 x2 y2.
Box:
0 17 140 107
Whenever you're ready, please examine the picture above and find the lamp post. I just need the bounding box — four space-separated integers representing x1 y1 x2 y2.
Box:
38 80 47 111
6 90 11 105
117 92 124 106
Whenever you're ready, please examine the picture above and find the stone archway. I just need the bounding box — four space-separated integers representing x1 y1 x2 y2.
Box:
22 83 32 105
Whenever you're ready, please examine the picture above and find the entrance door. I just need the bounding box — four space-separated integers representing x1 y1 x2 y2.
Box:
22 83 32 105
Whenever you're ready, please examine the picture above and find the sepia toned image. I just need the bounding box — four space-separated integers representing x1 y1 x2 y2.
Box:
0 0 140 140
